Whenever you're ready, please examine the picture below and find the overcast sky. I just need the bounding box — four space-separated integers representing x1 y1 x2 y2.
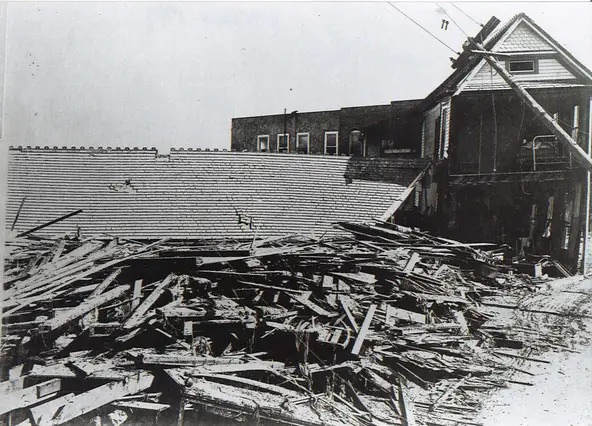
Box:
3 1 592 152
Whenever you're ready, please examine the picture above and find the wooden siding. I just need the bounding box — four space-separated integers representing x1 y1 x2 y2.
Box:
462 58 579 92
5 148 425 240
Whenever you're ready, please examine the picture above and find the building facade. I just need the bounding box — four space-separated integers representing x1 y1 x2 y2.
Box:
231 100 423 158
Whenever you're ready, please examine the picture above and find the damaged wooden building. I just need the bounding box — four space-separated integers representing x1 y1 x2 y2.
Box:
231 13 592 273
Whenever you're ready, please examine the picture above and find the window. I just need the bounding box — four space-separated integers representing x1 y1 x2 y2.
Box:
324 131 338 155
507 60 537 74
349 130 365 156
296 133 310 154
257 135 269 152
277 133 289 153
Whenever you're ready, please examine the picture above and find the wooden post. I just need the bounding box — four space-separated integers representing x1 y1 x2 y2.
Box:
471 40 592 171
583 97 592 274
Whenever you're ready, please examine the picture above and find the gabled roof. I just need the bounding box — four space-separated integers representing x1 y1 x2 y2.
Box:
423 13 592 107
5 147 427 241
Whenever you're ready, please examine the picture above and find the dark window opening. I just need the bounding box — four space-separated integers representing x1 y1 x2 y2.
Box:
508 60 536 73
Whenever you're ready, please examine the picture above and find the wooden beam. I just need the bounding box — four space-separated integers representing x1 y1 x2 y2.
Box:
351 304 377 355
89 267 123 298
111 400 170 412
0 379 61 415
29 372 154 425
472 39 592 171
123 274 175 330
339 295 359 333
41 285 130 333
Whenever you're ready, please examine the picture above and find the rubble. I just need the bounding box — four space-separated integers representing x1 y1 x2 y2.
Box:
1 220 588 425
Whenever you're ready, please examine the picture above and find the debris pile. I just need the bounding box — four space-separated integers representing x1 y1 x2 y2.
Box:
0 220 577 425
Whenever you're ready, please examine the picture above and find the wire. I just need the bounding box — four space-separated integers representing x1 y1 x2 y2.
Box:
449 3 484 28
386 2 460 55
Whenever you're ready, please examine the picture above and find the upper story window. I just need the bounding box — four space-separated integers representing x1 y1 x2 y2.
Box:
296 133 310 154
257 135 269 152
324 131 338 155
507 59 537 74
349 130 365 157
277 133 289 153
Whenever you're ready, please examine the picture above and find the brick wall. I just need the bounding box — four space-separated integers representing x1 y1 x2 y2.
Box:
231 100 423 157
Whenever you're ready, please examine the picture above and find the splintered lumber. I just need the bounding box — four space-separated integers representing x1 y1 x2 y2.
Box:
40 285 130 333
140 354 247 367
290 291 338 317
123 274 175 329
386 306 426 325
29 372 154 426
0 379 61 415
339 295 359 333
193 373 301 397
88 267 123 298
351 304 377 355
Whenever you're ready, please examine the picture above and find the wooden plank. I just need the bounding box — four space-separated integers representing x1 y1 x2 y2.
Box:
339 295 359 333
111 400 170 412
290 291 337 318
403 252 421 274
351 304 377 355
194 373 300 397
123 275 175 330
89 267 123 298
41 285 130 333
29 372 154 426
132 279 143 310
0 379 61 415
0 376 27 395
385 306 426 325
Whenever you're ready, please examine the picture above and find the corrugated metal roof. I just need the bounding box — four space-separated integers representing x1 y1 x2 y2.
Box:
5 148 426 241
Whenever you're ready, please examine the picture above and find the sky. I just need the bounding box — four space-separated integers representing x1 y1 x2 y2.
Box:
3 1 592 153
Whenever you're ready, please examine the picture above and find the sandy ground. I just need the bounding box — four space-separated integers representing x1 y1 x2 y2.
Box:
479 277 592 426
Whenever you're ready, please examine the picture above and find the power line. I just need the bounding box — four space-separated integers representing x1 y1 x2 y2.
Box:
386 2 460 55
449 2 483 28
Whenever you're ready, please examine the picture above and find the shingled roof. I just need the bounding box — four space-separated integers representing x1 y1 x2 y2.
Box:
5 147 427 241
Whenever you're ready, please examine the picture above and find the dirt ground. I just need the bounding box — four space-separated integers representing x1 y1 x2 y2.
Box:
479 277 592 426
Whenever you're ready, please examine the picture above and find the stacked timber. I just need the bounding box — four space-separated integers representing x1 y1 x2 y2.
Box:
0 220 582 426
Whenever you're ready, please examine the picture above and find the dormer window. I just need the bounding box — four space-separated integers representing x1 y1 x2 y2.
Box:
507 59 537 74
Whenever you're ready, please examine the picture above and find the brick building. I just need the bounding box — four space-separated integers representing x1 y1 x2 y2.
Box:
231 100 423 158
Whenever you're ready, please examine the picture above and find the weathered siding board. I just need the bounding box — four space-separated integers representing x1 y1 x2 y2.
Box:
462 58 578 92
6 149 426 240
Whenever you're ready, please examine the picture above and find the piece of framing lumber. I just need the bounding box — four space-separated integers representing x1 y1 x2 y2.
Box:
123 274 175 330
29 372 154 426
0 379 61 415
397 377 417 426
132 279 143 310
339 295 359 333
194 373 300 397
110 400 170 412
40 285 130 333
290 291 337 318
403 252 421 274
351 304 376 355
0 376 27 394
89 267 123 298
